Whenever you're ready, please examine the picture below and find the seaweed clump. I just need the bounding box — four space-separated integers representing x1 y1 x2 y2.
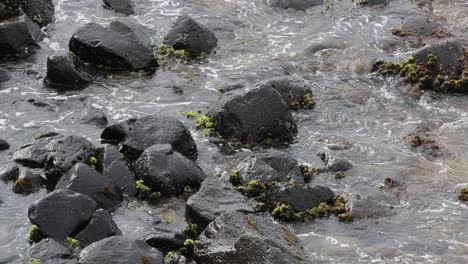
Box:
299 164 324 183
28 225 45 243
135 180 161 200
156 44 190 67
288 93 315 110
373 53 468 94
458 187 468 202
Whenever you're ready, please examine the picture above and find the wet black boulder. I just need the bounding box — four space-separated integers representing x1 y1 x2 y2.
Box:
0 11 43 58
28 238 75 264
44 135 97 183
0 163 19 182
413 40 466 80
102 0 134 15
267 183 335 211
360 0 390 6
207 85 297 144
12 168 44 194
256 77 313 109
78 236 164 264
75 209 122 248
268 0 324 10
69 22 156 71
393 16 445 37
186 177 255 228
55 163 123 210
133 144 206 194
79 106 108 127
108 20 153 49
101 115 197 160
234 150 304 184
102 145 137 196
163 15 217 58
28 189 97 240
13 134 61 168
194 211 308 264
0 69 10 82
21 0 55 26
45 53 93 89
0 138 9 150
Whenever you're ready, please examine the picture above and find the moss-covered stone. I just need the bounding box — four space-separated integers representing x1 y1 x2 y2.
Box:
182 223 201 239
135 180 161 200
229 170 242 186
236 180 267 197
337 212 355 222
299 164 324 183
196 115 215 137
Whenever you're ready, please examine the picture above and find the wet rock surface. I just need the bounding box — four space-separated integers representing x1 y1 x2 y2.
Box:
268 184 335 211
101 115 197 160
268 0 324 10
392 16 446 37
55 163 123 210
78 236 164 264
45 53 93 89
13 134 61 168
186 177 255 228
0 11 43 57
133 144 206 194
75 209 122 248
28 189 97 240
12 168 43 194
256 77 314 110
163 15 217 58
21 0 55 27
102 145 137 196
0 138 9 150
0 163 19 182
69 22 156 71
28 238 75 264
102 0 134 15
194 211 309 264
207 85 298 144
79 106 108 127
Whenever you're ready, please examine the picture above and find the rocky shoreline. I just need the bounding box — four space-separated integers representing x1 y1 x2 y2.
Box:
1 0 467 263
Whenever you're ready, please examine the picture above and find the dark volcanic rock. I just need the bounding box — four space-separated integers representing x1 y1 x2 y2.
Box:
0 11 43 58
45 53 93 89
101 115 197 160
133 144 206 194
194 211 308 264
327 159 352 172
55 163 123 210
102 0 134 15
12 168 43 194
0 163 20 182
108 20 153 49
207 85 297 144
103 145 137 196
0 138 9 150
21 0 55 27
28 189 97 240
79 106 108 127
163 15 217 58
69 22 156 71
235 150 304 184
44 135 97 183
269 184 335 211
413 40 465 80
256 77 313 109
268 0 324 10
78 236 164 264
13 134 61 168
360 0 390 6
75 209 122 248
28 238 75 263
186 177 255 228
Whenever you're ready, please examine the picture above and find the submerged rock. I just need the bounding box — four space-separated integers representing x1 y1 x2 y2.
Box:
44 135 97 183
28 189 97 240
207 85 297 144
79 106 108 127
101 115 197 160
268 0 323 10
102 0 134 15
256 77 314 110
163 15 217 58
56 163 123 210
413 40 465 80
69 22 156 71
359 0 390 6
133 144 206 194
0 11 43 58
78 236 164 264
75 209 122 248
194 211 308 264
21 0 55 26
351 195 396 219
0 138 9 150
186 177 255 228
28 238 75 264
102 145 137 196
0 163 20 182
12 168 43 194
392 16 447 37
45 53 93 89
0 68 9 82
234 150 304 185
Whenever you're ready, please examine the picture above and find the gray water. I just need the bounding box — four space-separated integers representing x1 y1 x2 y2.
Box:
1 0 468 263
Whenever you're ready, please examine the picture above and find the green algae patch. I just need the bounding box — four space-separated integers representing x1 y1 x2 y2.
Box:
196 115 215 137
374 53 468 95
28 225 45 243
299 164 324 183
136 180 161 200
236 180 267 197
229 170 242 187
288 93 315 110
66 237 80 249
